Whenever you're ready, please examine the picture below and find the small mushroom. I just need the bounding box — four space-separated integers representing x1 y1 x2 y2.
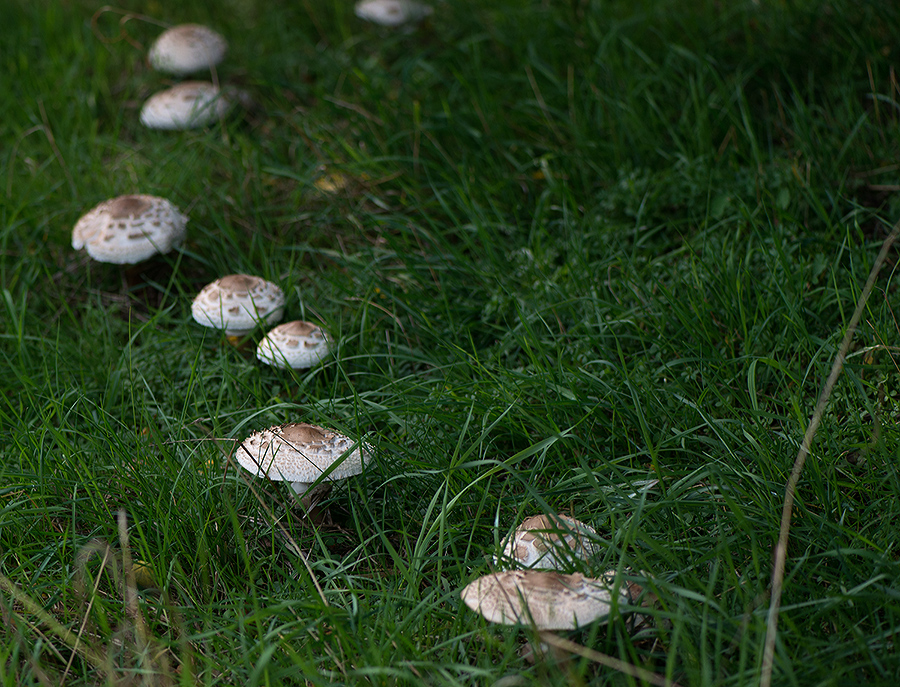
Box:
191 274 285 337
72 194 187 264
140 81 232 130
148 24 227 76
256 320 333 370
497 514 599 570
236 422 369 507
354 0 433 27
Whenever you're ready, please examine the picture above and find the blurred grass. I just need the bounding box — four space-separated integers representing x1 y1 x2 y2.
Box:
2 0 900 685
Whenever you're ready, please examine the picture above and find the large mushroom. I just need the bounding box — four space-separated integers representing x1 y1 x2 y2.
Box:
140 82 233 130
462 569 639 663
462 570 631 631
236 422 369 508
497 513 600 570
191 274 285 337
72 194 187 264
256 320 333 370
148 24 227 76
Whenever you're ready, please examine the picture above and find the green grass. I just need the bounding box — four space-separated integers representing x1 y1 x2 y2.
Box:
2 0 900 684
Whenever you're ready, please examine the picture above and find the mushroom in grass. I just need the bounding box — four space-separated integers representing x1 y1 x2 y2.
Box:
140 81 233 130
72 194 187 264
497 514 600 570
462 570 632 630
148 24 227 76
462 570 639 663
237 422 369 509
354 0 433 27
191 274 285 338
256 320 332 370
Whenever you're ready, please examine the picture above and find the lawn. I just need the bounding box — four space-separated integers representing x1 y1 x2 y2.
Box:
2 0 900 685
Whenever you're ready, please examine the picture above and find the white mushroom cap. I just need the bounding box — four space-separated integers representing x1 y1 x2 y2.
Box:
140 82 232 130
148 24 227 76
354 0 433 26
237 422 369 493
256 320 332 369
71 194 187 264
461 570 631 631
191 274 285 336
497 514 600 570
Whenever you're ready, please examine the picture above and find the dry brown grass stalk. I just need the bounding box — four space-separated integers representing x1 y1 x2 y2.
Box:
760 218 900 687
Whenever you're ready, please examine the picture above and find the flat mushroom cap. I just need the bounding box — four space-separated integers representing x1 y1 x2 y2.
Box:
148 24 227 75
461 570 630 631
71 194 188 264
256 320 332 369
191 274 285 335
140 81 232 130
354 0 433 26
498 514 600 570
237 422 368 484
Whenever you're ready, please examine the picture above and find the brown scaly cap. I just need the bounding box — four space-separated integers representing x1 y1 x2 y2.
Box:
71 194 187 264
148 24 227 75
461 570 633 631
191 274 285 336
237 422 368 485
497 513 599 569
140 81 233 130
256 320 332 369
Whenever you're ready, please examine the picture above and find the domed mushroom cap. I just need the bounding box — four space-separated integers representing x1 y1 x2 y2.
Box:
72 194 187 264
461 570 630 631
237 422 369 486
498 514 600 570
354 0 433 26
191 274 285 336
140 81 232 130
148 24 227 75
256 320 332 369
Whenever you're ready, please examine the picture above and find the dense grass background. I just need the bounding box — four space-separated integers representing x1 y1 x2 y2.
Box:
2 0 900 684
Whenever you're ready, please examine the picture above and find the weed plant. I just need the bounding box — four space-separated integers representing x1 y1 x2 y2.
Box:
2 0 900 685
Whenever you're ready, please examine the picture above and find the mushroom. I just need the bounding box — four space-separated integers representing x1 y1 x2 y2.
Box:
148 24 227 76
140 81 232 130
461 570 637 663
71 194 187 264
354 0 433 27
191 274 285 337
236 422 369 507
256 320 332 370
497 514 600 570
462 570 631 631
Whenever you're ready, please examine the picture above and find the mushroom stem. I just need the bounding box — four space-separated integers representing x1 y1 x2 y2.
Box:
289 481 311 496
121 257 172 295
539 631 566 661
122 263 144 289
225 332 254 350
520 630 572 668
289 481 332 511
